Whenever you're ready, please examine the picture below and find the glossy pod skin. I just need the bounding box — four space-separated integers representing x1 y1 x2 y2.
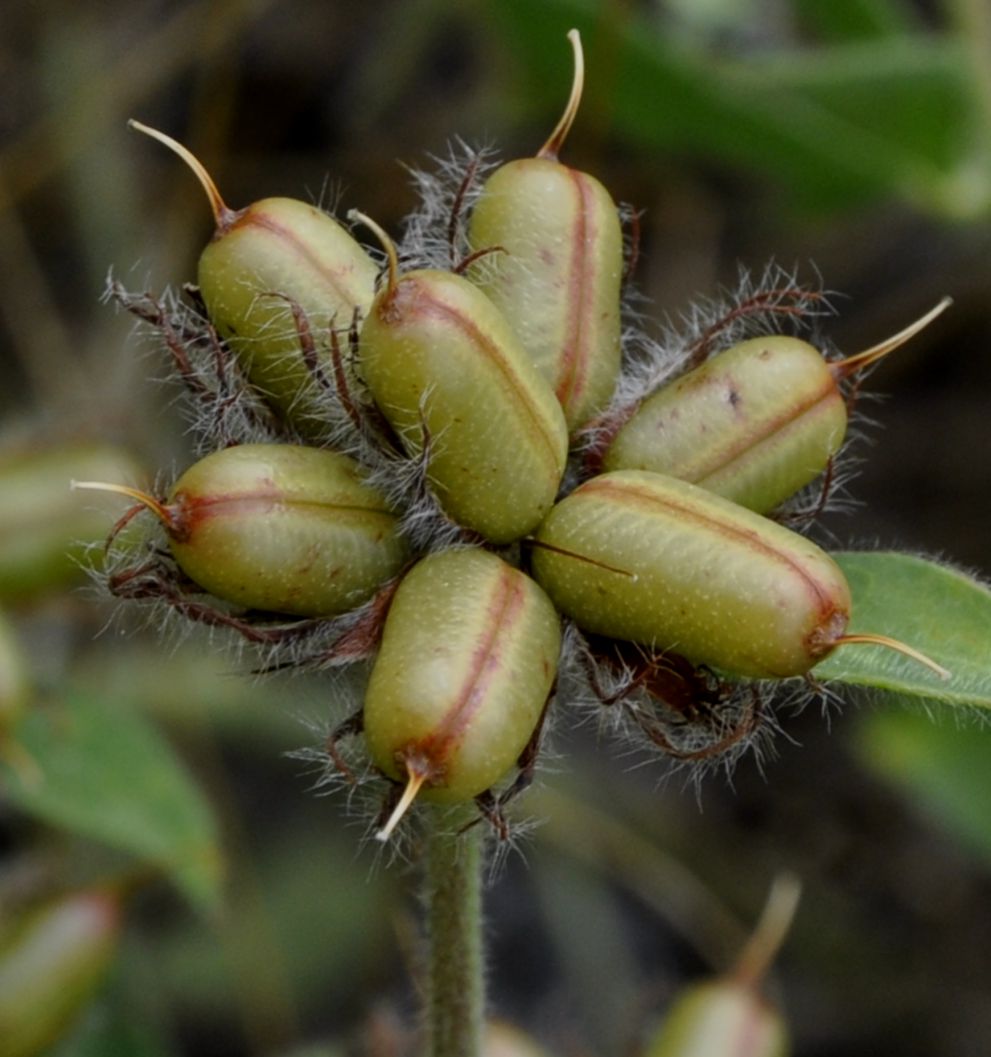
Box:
467 158 624 432
358 268 569 543
531 470 851 679
163 444 406 616
465 31 623 433
197 198 378 433
131 123 377 437
0 888 121 1057
363 548 561 803
602 299 954 513
603 336 847 513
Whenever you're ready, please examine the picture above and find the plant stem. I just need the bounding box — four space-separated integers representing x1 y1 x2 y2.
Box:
422 810 485 1057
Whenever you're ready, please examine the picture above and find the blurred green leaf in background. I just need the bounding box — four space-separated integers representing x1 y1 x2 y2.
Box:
1 692 223 914
489 0 991 217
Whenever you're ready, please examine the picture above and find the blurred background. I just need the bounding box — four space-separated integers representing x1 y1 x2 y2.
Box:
1 1 990 1055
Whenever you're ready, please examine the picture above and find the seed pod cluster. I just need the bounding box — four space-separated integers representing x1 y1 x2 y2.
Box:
97 26 952 839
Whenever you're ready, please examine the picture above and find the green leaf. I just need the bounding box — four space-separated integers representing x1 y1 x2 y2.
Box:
813 552 991 708
0 693 223 913
793 0 916 41
50 997 178 1057
855 709 991 868
487 0 985 216
734 35 972 176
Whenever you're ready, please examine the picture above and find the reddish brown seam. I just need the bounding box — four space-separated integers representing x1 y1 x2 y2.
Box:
419 566 527 761
583 477 838 614
398 281 564 469
232 210 359 305
555 169 595 413
690 380 842 481
173 492 394 534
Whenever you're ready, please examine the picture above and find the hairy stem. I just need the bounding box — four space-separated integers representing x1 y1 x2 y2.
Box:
422 811 485 1057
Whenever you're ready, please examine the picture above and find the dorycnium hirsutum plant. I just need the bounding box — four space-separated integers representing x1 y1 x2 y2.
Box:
78 28 959 1057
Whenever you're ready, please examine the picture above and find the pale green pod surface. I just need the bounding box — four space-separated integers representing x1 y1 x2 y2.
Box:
0 442 144 602
198 198 378 435
166 444 406 616
363 548 561 802
467 158 623 432
359 269 569 543
532 470 851 679
0 888 121 1057
644 981 789 1057
604 336 847 513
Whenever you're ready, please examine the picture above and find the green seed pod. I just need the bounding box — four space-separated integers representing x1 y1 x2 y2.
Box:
355 215 569 544
643 981 789 1057
0 609 29 736
0 441 144 602
130 122 378 436
466 30 623 432
363 548 561 837
532 469 934 680
76 444 407 617
644 873 799 1057
0 887 121 1057
603 299 952 513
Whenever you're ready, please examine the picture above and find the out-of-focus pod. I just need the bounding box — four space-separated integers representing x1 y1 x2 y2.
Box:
643 980 788 1057
0 441 144 602
0 607 29 736
643 874 799 1057
484 1018 555 1057
0 887 122 1057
